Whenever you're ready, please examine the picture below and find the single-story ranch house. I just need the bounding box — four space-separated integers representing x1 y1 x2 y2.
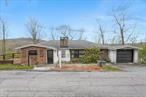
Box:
15 37 139 65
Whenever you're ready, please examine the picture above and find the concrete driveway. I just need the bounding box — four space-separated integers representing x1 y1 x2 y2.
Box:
0 65 146 97
115 64 146 72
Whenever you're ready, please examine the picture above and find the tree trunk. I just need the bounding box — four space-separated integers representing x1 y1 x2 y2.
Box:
2 23 6 60
120 29 124 45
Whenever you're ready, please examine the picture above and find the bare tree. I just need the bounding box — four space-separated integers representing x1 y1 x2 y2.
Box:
50 27 55 40
26 18 43 44
113 9 126 45
78 29 85 40
0 18 7 60
53 24 85 40
125 23 138 44
96 20 105 45
94 31 101 44
112 5 138 45
56 25 69 38
5 0 8 6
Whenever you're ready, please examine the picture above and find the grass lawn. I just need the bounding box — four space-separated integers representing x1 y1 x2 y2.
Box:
0 64 34 70
0 63 121 71
102 65 122 71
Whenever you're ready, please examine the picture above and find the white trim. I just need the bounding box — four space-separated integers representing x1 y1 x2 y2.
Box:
109 45 139 50
60 49 70 62
15 44 57 50
108 50 117 63
133 49 138 63
46 50 48 64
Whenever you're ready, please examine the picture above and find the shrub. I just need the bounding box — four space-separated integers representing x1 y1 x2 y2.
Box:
139 45 146 64
80 47 100 63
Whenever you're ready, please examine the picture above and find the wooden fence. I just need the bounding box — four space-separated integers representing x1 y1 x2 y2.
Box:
0 53 21 64
0 53 20 60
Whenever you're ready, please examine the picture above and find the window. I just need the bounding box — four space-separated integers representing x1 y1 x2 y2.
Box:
79 50 85 57
71 50 75 58
61 50 66 58
74 50 79 58
29 50 37 55
70 50 85 58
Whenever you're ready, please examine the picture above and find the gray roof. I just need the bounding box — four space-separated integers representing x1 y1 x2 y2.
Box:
42 40 97 49
97 44 139 50
42 40 139 50
15 40 139 50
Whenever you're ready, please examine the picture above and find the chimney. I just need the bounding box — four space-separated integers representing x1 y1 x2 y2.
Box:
60 37 68 48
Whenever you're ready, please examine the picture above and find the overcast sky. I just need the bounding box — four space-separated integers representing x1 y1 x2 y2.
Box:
0 0 146 42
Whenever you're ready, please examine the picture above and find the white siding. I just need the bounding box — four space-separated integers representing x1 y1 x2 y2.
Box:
133 49 138 63
53 49 71 64
56 49 71 62
53 50 58 64
108 50 117 63
61 49 70 62
53 48 139 64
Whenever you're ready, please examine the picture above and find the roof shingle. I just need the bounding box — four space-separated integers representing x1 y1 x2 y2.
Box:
15 40 139 50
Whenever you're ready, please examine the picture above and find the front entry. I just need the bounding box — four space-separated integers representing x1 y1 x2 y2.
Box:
47 50 53 64
28 50 37 65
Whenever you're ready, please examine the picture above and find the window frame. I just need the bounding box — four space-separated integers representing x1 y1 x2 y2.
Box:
70 49 85 58
61 50 66 58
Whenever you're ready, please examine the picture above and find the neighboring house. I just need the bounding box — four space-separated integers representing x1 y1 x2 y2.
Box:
15 37 139 65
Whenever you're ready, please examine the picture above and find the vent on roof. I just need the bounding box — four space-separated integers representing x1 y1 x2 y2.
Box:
60 37 68 48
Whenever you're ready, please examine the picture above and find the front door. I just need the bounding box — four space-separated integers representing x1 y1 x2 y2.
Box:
28 50 37 65
47 50 53 64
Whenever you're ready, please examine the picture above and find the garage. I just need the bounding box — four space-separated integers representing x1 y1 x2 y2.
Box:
117 49 133 63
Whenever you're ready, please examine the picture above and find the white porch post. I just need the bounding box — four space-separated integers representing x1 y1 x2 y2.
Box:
58 50 62 68
108 50 117 63
134 49 138 63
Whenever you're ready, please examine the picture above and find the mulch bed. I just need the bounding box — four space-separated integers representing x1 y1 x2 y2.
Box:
52 65 102 72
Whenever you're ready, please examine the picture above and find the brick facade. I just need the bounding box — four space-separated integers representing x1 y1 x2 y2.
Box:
21 46 47 65
99 49 109 61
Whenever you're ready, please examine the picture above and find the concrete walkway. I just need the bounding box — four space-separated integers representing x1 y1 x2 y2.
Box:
33 67 52 71
0 66 146 97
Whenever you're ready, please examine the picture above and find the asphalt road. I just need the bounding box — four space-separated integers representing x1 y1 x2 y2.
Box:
0 66 146 97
